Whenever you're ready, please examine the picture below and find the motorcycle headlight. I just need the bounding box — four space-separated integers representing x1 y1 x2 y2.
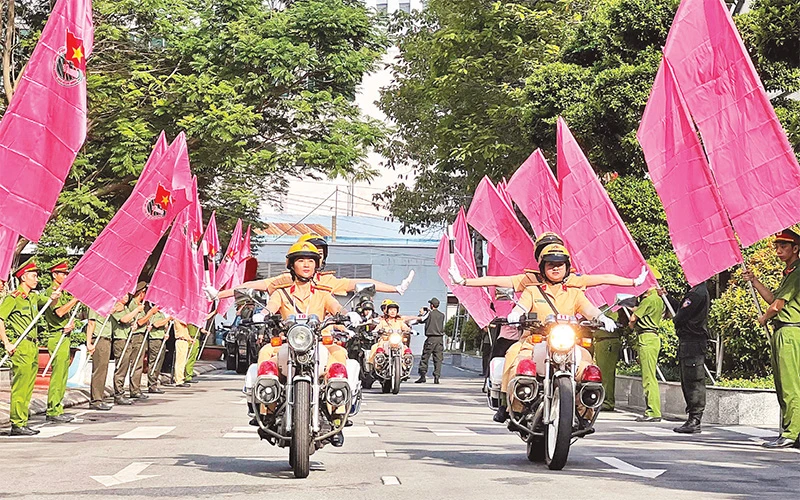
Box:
548 324 576 352
287 324 314 353
389 333 403 346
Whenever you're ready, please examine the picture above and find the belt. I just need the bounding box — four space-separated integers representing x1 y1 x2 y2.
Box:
772 320 800 330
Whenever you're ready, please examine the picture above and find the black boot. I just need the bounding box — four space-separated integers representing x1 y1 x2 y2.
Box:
415 376 426 384
433 376 440 384
673 416 702 434
330 432 344 447
493 405 509 423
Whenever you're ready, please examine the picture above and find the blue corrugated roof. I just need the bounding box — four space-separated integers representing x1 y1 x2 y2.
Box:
259 214 441 245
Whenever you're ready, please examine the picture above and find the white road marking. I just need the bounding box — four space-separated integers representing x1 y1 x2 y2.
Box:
374 450 388 458
231 426 256 432
365 420 375 426
230 398 247 405
453 366 466 372
719 426 778 438
9 425 79 439
596 456 666 479
114 426 175 440
91 462 157 487
223 426 257 439
382 476 401 485
429 427 477 437
343 426 379 438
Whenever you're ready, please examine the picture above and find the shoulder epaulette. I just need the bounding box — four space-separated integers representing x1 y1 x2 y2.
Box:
314 284 333 293
274 282 293 290
523 269 540 274
10 290 23 298
318 270 336 276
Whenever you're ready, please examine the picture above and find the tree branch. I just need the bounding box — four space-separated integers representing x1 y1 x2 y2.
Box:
3 0 15 105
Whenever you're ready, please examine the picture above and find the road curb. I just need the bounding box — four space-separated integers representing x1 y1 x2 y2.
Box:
0 361 226 427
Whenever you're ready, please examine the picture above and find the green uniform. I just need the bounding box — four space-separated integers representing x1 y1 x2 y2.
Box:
634 290 664 418
0 286 49 428
111 303 136 396
594 310 621 411
43 284 76 417
147 312 169 388
88 308 114 404
184 324 201 382
127 302 149 396
772 261 800 441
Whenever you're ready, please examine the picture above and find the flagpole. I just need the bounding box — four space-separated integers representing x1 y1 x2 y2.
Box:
127 330 150 389
197 328 211 361
41 307 81 378
150 321 173 378
186 327 201 363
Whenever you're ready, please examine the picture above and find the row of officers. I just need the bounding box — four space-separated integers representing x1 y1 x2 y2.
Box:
0 259 203 436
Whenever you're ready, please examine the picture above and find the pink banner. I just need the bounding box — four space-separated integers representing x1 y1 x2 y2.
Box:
0 0 93 241
638 61 743 285
507 149 561 235
63 133 192 315
203 211 220 286
435 235 495 329
0 226 18 281
558 118 655 306
215 219 244 315
466 177 536 275
663 0 800 247
452 208 477 272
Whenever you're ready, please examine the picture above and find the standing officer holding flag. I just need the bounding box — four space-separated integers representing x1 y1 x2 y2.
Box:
0 258 61 435
43 260 80 423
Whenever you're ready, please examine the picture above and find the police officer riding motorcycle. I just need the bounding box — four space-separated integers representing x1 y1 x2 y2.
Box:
368 299 414 394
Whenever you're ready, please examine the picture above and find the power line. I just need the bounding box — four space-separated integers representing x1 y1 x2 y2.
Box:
271 190 337 241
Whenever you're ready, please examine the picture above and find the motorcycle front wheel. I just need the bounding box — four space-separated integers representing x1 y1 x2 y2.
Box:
362 371 375 390
391 355 402 395
545 377 574 470
290 380 311 478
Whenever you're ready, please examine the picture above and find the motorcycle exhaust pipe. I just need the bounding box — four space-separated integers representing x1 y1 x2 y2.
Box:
509 376 539 405
578 383 605 409
254 376 283 405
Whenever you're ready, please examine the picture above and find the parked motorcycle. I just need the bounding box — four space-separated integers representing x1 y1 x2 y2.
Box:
243 284 374 478
371 328 413 394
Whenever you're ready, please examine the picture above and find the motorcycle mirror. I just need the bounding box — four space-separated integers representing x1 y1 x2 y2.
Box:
347 311 363 327
233 288 254 301
494 287 515 301
614 293 638 309
252 313 266 323
354 283 376 297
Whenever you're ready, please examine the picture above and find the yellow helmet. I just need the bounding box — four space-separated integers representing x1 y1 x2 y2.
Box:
537 243 570 264
285 241 321 270
381 298 399 312
297 232 328 266
534 232 564 261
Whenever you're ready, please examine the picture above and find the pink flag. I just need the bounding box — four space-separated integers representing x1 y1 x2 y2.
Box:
435 235 495 329
452 208 477 272
466 177 536 275
203 211 220 286
215 219 242 290
0 226 18 281
507 149 562 235
62 133 192 314
638 61 743 285
557 118 655 305
216 225 250 316
0 0 93 241
145 184 207 326
663 0 800 247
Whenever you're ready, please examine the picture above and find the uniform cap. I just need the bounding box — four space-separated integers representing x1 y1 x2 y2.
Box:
428 297 440 307
537 243 570 264
774 228 800 245
14 257 38 278
534 232 564 261
49 260 70 273
381 298 399 311
134 281 148 295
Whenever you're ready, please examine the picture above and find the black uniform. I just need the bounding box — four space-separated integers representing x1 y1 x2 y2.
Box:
418 308 445 379
673 283 710 420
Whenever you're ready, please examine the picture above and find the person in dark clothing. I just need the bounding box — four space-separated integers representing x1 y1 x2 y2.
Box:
672 282 710 434
416 297 445 384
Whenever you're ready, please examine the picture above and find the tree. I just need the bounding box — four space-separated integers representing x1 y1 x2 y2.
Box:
1 0 388 256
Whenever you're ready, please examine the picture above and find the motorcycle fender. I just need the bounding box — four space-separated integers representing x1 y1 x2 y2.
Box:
317 344 330 379
244 363 259 392
346 359 361 395
489 357 505 388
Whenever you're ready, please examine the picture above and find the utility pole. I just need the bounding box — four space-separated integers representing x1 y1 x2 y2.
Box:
332 187 338 242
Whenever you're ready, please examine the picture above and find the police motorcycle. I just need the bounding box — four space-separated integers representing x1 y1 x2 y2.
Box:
242 284 374 478
487 293 635 470
345 308 380 390
371 326 414 395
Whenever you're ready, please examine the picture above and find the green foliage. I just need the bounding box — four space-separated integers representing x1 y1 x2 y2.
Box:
716 376 775 390
4 0 388 257
709 241 782 378
444 314 482 350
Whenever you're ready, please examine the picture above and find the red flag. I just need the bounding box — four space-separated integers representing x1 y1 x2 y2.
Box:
0 0 93 241
558 118 655 305
146 180 207 326
62 132 192 314
663 0 800 247
435 235 495 329
507 149 562 235
638 61 743 285
466 177 536 275
0 226 18 281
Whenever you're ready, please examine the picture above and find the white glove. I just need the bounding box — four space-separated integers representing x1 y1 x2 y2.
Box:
507 309 522 324
632 266 648 287
597 313 617 332
395 270 415 295
203 284 219 301
448 263 466 286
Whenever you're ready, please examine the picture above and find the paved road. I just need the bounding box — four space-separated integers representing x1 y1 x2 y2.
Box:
1 365 798 499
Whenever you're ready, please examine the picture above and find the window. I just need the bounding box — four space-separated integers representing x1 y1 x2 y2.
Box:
399 2 411 13
376 2 388 14
257 262 372 280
